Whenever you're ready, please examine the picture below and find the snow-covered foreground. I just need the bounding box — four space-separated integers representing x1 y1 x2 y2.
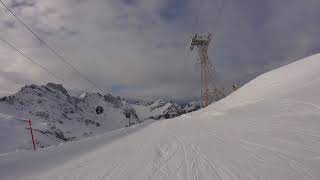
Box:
1 53 320 179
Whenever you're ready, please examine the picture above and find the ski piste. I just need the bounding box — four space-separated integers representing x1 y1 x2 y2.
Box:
1 53 320 179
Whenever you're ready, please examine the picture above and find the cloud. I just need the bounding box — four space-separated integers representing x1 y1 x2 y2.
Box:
10 0 35 9
0 0 319 101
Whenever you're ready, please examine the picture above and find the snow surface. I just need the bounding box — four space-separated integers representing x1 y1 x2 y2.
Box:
1 53 320 179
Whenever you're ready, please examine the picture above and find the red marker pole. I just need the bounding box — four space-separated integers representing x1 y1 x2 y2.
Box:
28 119 36 151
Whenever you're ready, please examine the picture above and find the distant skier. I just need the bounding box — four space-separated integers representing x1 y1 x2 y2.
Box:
232 84 239 92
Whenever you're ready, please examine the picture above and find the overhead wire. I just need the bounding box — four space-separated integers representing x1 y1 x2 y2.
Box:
0 0 107 94
0 35 63 83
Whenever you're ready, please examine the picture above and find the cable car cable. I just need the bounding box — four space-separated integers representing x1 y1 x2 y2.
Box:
0 0 107 94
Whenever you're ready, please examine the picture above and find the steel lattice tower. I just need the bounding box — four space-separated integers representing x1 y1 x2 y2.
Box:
190 33 225 107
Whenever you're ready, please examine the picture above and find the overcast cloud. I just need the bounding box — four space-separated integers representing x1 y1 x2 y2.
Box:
0 0 320 101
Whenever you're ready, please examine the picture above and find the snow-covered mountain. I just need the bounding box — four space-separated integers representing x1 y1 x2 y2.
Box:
0 83 203 154
132 99 203 120
2 53 320 180
180 100 201 113
0 83 140 154
132 99 184 120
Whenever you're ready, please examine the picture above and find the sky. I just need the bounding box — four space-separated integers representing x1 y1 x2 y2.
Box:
0 0 320 101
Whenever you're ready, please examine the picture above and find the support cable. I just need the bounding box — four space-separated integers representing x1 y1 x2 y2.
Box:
0 0 107 94
0 36 63 83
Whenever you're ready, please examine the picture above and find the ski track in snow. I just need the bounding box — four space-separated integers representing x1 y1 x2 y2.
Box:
239 139 313 179
143 131 223 180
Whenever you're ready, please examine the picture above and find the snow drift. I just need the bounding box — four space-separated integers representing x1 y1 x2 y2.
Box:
1 53 320 180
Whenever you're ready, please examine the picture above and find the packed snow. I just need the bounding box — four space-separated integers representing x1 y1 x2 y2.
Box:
1 53 320 179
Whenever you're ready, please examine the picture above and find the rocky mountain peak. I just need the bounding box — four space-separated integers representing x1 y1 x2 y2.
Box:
45 83 69 97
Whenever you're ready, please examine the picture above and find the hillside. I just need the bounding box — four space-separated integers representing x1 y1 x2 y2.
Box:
1 53 320 179
0 83 140 153
0 83 200 154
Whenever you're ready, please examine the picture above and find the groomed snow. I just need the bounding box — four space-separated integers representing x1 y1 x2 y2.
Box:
1 53 320 179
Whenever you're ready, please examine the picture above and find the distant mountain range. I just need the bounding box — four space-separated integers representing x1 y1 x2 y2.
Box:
0 83 203 154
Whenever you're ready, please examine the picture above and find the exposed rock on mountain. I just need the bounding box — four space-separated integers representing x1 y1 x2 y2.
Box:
0 83 139 153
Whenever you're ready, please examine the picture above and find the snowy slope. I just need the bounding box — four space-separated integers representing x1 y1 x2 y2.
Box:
0 83 139 154
1 53 320 179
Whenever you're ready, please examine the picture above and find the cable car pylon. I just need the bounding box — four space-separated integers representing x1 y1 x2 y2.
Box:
190 33 225 108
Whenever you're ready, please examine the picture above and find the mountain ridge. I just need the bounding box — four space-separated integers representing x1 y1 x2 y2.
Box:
0 83 201 153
